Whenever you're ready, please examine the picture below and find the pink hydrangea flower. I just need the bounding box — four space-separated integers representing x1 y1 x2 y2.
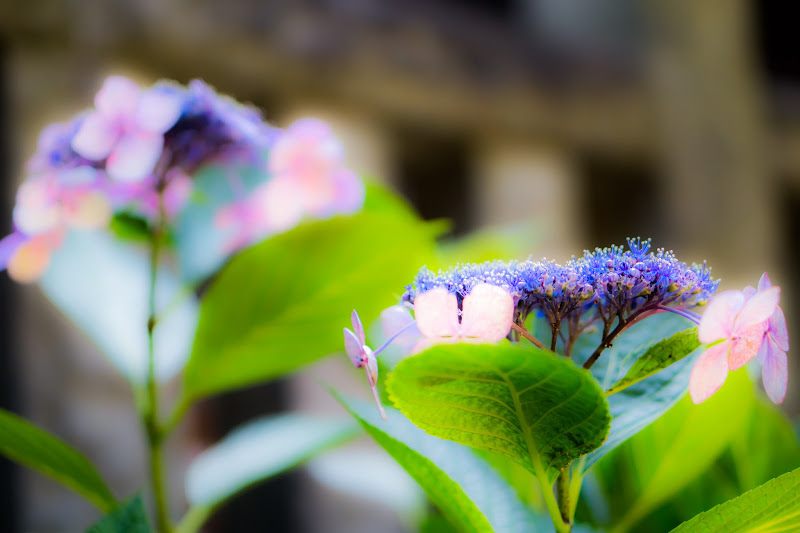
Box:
754 273 789 403
71 76 183 183
267 118 363 218
214 118 365 253
1 167 111 283
412 283 515 353
344 310 386 419
690 275 783 404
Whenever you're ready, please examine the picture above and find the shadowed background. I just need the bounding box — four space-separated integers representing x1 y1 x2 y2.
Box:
1 0 798 531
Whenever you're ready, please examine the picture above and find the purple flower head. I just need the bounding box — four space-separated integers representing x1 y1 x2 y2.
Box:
164 80 277 174
573 238 718 319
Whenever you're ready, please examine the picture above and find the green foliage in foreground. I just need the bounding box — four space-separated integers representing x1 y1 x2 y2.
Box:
388 343 611 475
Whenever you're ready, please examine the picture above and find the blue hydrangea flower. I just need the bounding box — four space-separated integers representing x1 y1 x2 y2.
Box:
574 237 718 320
403 237 718 328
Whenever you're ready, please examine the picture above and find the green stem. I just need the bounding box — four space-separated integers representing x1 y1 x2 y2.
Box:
175 505 214 533
143 194 172 533
535 471 571 533
557 469 572 527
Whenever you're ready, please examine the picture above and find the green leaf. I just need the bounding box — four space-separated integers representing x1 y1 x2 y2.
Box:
108 212 151 243
0 408 116 512
606 327 700 395
336 393 545 533
582 316 699 471
670 466 800 533
387 343 611 474
182 211 435 402
595 370 755 532
87 495 151 533
616 385 800 531
185 414 358 508
40 230 198 385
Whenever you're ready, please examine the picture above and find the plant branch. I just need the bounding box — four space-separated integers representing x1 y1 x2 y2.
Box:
511 323 545 349
557 468 572 527
582 311 626 370
142 190 173 533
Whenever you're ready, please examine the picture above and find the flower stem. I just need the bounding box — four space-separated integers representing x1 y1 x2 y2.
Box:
511 323 545 349
557 468 572 526
536 472 571 533
142 194 173 533
582 312 627 369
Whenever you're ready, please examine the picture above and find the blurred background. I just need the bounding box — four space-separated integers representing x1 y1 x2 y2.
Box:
1 0 798 531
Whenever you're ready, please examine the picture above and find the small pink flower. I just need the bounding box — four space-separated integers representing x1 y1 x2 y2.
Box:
2 167 111 283
412 283 515 352
214 118 365 254
267 118 364 218
755 273 789 404
344 310 386 419
0 229 64 284
690 277 781 404
71 76 183 183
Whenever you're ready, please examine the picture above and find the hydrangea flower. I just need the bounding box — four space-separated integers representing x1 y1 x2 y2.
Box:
213 118 365 252
267 118 363 218
690 273 788 404
344 310 385 419
2 75 324 282
690 279 780 404
71 76 183 183
0 167 111 283
756 274 789 403
412 283 514 352
574 238 718 320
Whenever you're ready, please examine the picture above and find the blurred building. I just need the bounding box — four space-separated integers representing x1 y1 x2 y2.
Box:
1 0 799 531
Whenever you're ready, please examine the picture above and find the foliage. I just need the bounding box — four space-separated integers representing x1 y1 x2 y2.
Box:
388 343 611 475
87 496 151 533
0 409 116 513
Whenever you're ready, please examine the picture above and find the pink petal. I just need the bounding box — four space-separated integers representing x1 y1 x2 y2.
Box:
728 322 767 370
63 191 111 229
6 233 56 283
13 179 61 235
760 338 788 404
698 290 743 343
414 288 459 339
95 76 140 117
330 170 365 214
758 272 772 291
380 305 421 353
343 328 364 367
365 351 378 387
689 342 730 404
106 133 163 182
351 309 366 346
162 172 193 218
259 178 304 233
459 283 515 342
769 305 789 352
734 286 780 332
71 112 118 161
135 87 183 133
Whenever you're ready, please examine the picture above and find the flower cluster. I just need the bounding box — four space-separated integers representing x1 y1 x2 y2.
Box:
403 238 718 329
573 238 718 319
692 273 788 405
214 118 363 252
1 75 364 282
